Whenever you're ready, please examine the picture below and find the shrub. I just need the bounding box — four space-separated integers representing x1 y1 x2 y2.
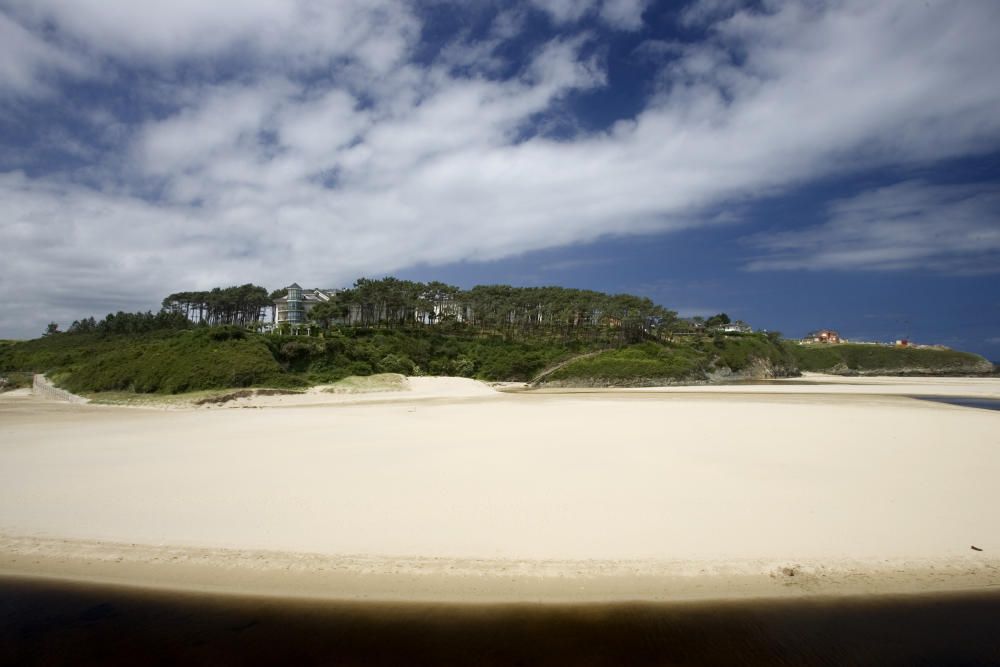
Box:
377 353 416 375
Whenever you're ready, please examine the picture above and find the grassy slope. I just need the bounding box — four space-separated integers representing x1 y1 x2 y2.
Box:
322 373 409 393
0 328 295 394
787 343 992 375
545 334 798 385
544 342 706 383
0 327 597 394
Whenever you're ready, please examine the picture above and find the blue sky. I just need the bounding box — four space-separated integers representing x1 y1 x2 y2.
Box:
1 0 998 357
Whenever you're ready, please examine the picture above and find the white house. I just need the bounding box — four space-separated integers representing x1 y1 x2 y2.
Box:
272 283 339 325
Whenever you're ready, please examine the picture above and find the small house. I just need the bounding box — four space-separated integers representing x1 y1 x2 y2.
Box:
718 321 752 334
805 329 841 344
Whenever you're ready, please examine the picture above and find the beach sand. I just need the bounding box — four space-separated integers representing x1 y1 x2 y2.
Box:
1 375 998 602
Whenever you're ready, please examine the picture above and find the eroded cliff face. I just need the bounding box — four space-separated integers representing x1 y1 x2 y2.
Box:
706 356 801 382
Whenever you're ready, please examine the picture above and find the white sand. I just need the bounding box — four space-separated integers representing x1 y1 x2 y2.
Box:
211 375 500 409
622 373 1000 397
1 376 998 601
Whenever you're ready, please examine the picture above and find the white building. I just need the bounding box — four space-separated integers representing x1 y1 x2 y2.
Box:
272 283 339 325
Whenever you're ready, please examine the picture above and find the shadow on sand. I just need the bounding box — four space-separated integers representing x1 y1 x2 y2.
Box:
3 577 1000 666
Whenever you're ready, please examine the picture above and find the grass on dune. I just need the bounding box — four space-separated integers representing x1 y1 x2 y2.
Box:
322 373 410 394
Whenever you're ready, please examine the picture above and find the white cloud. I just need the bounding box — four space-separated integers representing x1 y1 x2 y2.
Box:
0 13 89 95
746 182 1000 273
679 0 744 28
0 172 228 335
135 36 606 204
277 90 367 161
136 82 292 178
599 0 649 30
2 0 1000 337
3 0 418 74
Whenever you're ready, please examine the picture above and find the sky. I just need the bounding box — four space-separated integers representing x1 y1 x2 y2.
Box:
1 0 998 357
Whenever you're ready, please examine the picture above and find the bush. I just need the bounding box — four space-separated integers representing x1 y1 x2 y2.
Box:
377 353 416 375
547 342 705 382
209 326 246 341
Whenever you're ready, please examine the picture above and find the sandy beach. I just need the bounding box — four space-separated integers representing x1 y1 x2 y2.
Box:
1 375 998 602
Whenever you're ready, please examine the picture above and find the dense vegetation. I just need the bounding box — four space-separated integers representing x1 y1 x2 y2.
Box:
1 328 293 394
1 325 804 394
788 343 993 375
0 326 600 393
271 277 680 342
0 278 692 393
544 333 797 385
1 279 993 396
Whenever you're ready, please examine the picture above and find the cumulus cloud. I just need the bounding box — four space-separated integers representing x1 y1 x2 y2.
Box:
0 13 90 96
0 172 227 333
2 0 1000 337
746 182 1000 274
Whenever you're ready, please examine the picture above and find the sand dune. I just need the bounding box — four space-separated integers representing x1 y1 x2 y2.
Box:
1 376 998 601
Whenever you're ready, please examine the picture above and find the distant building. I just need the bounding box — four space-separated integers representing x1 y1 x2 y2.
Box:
805 329 841 344
895 339 910 347
272 283 339 325
718 321 752 334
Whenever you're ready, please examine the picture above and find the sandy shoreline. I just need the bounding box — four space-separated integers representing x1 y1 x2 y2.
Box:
2 375 998 603
2 534 998 604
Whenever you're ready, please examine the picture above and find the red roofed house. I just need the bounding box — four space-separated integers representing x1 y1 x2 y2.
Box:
805 329 841 344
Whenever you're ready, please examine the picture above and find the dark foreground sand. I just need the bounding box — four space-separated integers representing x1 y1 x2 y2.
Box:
3 576 999 666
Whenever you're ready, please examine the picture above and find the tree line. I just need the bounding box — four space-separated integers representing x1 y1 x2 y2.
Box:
63 310 192 336
303 277 680 342
161 284 271 326
51 278 745 343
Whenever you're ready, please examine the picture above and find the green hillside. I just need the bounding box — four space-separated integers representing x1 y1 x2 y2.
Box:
1 328 295 394
0 326 595 394
542 334 797 386
3 277 993 396
787 343 993 376
4 330 994 396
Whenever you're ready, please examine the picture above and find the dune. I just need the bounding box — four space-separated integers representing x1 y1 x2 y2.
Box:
0 376 998 602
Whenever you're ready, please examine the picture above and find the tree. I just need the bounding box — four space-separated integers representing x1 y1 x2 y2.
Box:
67 317 97 334
705 313 731 328
162 284 270 326
43 322 61 336
309 297 349 329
